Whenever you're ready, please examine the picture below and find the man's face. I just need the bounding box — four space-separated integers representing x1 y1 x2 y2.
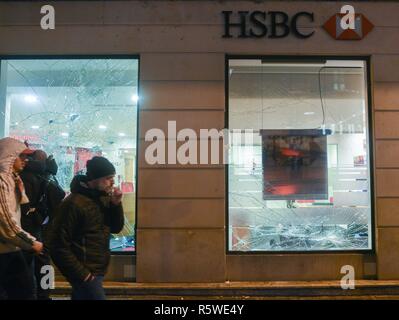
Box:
13 154 28 173
91 174 115 193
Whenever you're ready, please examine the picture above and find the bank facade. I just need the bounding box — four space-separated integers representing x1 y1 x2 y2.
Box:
0 0 398 283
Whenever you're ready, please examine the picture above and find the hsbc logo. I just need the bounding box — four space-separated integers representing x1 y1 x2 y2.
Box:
222 5 374 41
323 5 374 40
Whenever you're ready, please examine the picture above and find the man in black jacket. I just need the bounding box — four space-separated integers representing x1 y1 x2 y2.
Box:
48 156 124 300
20 150 65 300
20 151 48 241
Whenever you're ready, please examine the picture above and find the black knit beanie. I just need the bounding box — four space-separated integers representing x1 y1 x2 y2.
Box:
86 156 116 181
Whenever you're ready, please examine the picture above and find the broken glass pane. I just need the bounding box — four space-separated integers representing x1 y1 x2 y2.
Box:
228 59 372 251
3 58 138 252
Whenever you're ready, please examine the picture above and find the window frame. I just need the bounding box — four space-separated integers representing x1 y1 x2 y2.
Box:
225 54 375 255
0 54 140 256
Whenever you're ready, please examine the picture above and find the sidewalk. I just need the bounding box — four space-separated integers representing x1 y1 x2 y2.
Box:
52 280 399 300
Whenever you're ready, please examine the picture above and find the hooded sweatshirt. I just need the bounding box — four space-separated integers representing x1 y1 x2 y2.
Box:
0 137 36 254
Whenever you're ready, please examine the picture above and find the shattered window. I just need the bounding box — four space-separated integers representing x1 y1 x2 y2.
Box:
228 58 373 252
1 58 138 253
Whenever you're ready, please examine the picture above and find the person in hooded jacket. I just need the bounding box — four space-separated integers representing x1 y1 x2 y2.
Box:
20 150 48 240
48 156 124 300
20 149 65 300
0 137 43 300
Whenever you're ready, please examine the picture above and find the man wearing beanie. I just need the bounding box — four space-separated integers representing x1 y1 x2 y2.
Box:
48 156 124 300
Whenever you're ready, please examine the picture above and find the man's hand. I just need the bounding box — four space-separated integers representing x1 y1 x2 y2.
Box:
32 241 43 255
110 187 123 205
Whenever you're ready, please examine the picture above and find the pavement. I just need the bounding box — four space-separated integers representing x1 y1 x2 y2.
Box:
51 280 399 300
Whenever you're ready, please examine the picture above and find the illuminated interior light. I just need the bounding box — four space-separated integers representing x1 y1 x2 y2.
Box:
131 94 139 103
24 95 38 103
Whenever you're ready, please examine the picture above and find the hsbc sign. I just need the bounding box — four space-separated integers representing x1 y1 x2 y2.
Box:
222 5 374 40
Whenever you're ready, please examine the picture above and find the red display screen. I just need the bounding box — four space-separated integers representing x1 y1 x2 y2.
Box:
260 129 330 200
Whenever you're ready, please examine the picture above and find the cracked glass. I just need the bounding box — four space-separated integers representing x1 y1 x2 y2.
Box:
2 58 138 252
228 59 372 252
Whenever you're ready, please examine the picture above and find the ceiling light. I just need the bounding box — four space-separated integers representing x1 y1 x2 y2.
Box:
24 95 38 103
131 94 139 103
99 125 107 130
61 132 69 137
118 133 126 137
31 125 39 129
304 112 315 116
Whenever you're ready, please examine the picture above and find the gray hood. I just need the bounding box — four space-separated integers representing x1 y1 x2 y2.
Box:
0 137 27 175
0 137 36 253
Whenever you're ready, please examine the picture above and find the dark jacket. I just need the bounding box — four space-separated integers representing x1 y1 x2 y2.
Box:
20 160 47 238
43 174 66 222
48 175 124 283
20 160 66 239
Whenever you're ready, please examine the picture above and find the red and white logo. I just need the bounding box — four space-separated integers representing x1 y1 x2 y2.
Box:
323 5 374 40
